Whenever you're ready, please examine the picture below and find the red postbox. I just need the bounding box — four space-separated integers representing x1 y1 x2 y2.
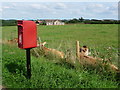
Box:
17 20 37 49
17 20 37 79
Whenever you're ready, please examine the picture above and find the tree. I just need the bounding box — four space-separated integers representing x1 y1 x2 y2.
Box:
79 17 84 22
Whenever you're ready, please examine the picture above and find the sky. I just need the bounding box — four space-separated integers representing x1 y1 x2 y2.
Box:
0 1 119 20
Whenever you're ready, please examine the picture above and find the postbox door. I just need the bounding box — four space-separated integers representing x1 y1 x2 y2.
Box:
23 21 37 49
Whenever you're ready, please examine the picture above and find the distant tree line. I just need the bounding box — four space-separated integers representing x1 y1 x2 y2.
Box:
63 17 120 24
1 17 120 26
1 20 17 26
83 20 120 24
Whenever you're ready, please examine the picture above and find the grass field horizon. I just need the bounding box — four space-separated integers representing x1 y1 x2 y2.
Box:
2 24 119 88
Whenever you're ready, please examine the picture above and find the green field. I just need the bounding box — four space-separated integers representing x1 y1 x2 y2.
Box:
2 24 119 88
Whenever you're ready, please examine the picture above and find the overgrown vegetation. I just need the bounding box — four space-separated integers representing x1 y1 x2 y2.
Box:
2 44 118 88
2 24 119 88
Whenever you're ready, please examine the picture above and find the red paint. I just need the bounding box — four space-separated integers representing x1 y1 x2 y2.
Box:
17 20 37 49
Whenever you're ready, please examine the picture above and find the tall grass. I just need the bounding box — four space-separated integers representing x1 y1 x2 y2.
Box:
2 44 118 88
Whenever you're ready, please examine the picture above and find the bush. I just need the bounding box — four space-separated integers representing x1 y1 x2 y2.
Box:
2 20 17 26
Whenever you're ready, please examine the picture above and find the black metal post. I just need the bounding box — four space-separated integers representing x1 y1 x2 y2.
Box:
26 48 31 79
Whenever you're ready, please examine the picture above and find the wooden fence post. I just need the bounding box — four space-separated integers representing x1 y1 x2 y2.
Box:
38 37 41 49
76 41 80 58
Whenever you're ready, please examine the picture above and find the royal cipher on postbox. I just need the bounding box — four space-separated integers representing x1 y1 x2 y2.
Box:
17 20 37 49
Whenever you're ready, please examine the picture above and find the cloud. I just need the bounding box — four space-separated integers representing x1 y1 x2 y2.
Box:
30 4 47 9
83 3 117 18
85 4 106 13
0 8 2 13
2 6 10 9
54 3 67 10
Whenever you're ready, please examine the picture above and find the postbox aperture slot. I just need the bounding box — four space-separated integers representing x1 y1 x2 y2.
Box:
18 21 23 24
18 26 23 48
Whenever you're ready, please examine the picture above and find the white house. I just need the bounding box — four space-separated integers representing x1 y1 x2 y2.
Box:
45 20 65 25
